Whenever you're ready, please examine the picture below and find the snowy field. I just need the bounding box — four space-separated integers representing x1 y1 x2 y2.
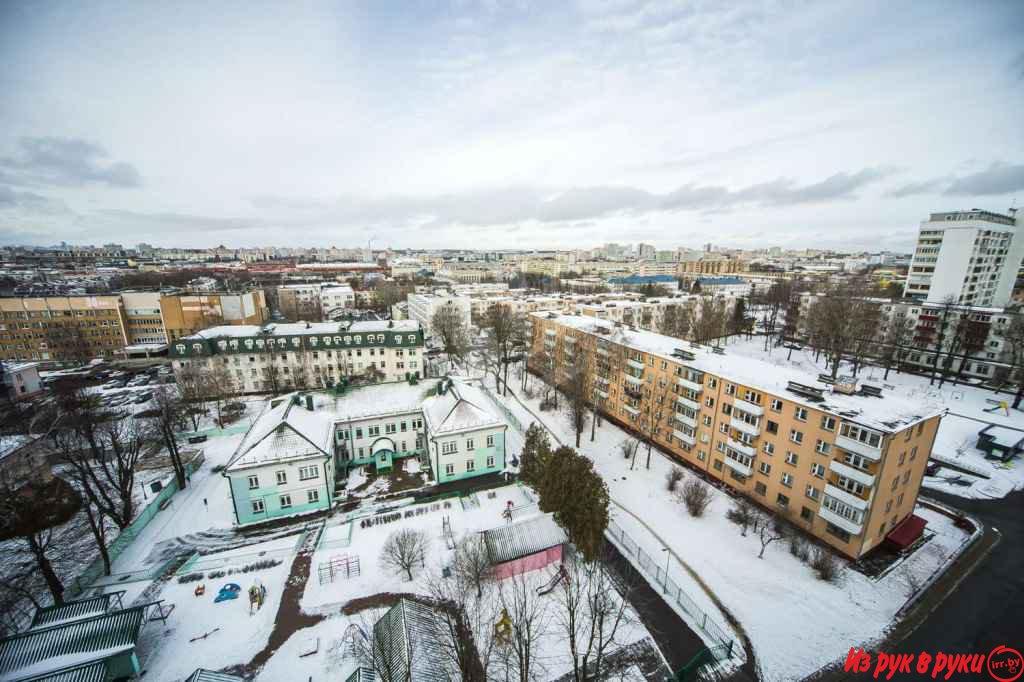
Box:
723 336 1024 499
486 373 974 681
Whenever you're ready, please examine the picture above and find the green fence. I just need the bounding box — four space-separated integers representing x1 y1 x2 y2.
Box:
67 454 205 599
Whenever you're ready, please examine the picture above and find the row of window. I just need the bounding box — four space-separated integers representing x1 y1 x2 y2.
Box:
250 488 321 514
340 419 425 440
442 456 496 476
247 464 320 489
441 434 496 454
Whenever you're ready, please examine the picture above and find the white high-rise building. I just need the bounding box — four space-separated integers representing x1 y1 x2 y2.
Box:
904 208 1023 308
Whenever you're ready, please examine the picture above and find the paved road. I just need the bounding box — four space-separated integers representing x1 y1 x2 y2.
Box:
603 541 707 676
898 489 1024 663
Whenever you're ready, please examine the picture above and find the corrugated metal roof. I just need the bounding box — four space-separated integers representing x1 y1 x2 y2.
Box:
371 599 448 681
30 595 112 630
185 670 246 682
0 603 153 682
483 513 568 565
16 660 107 682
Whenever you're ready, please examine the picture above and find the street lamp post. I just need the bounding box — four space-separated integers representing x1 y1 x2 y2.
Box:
660 546 670 591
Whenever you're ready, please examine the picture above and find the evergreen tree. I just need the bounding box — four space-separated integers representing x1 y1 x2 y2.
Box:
518 423 552 485
534 446 610 562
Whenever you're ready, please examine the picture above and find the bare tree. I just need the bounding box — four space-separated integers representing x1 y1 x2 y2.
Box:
726 497 756 537
805 280 877 379
692 296 728 346
555 551 637 681
678 478 712 517
562 355 591 448
452 534 493 599
421 554 497 681
483 304 527 396
149 386 189 489
999 314 1024 408
432 305 471 366
658 302 691 339
879 312 915 380
381 528 429 581
176 363 212 431
752 510 787 559
618 437 640 466
498 570 551 682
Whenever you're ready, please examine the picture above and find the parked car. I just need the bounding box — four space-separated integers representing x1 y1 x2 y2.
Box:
134 392 153 404
187 435 208 444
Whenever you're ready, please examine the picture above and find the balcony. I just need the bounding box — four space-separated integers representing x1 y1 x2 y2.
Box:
674 413 697 429
545 329 556 337
673 429 697 446
823 484 869 511
818 505 863 535
723 454 753 477
595 389 609 399
595 375 610 386
727 438 756 457
835 434 882 461
730 417 761 437
623 404 640 417
627 358 645 371
828 459 875 487
732 399 764 417
564 336 577 345
596 347 610 357
624 373 644 386
676 377 703 393
676 396 701 411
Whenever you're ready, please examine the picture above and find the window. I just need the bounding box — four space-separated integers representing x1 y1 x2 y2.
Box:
251 499 265 514
276 471 287 485
466 460 476 472
840 423 882 448
891 476 899 491
810 462 825 478
910 446 918 460
248 475 259 490
721 403 732 416
307 489 320 504
885 500 893 513
401 421 407 432
299 465 319 481
755 481 767 496
770 399 783 412
790 429 803 444
762 442 775 455
703 415 712 426
705 397 715 408
902 470 911 484
781 472 793 488
776 493 789 507
759 461 771 475
815 439 831 455
766 420 779 434
805 485 819 500
355 427 363 439
368 425 380 437
897 492 905 506
486 456 495 468
445 463 454 475
794 407 808 421
466 438 475 450
785 451 799 466
442 441 458 454
825 523 851 542
821 416 836 431
486 435 495 447
279 494 292 509
697 450 706 461
719 423 729 434
743 389 762 404
725 383 736 396
713 459 723 471
386 423 396 434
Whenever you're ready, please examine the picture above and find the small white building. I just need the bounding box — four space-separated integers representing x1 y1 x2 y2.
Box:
406 292 473 339
1 362 42 401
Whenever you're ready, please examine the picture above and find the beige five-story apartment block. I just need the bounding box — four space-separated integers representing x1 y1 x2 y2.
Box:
528 313 944 559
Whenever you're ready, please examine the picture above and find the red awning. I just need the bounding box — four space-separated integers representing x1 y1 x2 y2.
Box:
886 514 928 549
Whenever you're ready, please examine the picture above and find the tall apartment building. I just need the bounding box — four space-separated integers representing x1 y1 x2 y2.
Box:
160 291 269 342
529 313 943 559
904 208 1024 307
120 292 167 345
0 296 128 362
678 256 747 275
406 293 473 339
170 320 425 393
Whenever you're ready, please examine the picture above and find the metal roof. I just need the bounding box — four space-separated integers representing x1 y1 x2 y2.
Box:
16 660 107 682
185 670 246 682
483 513 568 565
0 602 157 682
371 599 448 681
30 595 115 630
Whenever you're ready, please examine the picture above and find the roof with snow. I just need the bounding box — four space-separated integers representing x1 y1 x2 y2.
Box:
979 424 1024 449
0 600 158 682
311 382 431 422
185 670 245 682
532 313 944 433
226 395 334 471
422 378 505 436
0 434 37 462
607 274 678 285
483 513 568 565
371 599 448 681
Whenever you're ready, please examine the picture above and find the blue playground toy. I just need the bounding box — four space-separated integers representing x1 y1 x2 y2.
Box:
214 583 241 603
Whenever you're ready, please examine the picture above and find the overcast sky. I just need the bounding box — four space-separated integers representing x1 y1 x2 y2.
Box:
1 0 1022 251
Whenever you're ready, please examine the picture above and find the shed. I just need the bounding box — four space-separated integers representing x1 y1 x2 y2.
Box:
976 424 1024 462
370 599 448 681
885 514 928 550
483 513 568 579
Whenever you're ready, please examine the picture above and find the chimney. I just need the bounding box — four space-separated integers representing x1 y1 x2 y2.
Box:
305 394 314 411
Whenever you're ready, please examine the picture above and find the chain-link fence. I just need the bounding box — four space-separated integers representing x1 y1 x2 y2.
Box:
478 382 526 433
607 519 734 655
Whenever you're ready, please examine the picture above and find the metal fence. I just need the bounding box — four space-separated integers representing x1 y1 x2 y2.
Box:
67 455 205 599
606 519 734 655
478 382 526 433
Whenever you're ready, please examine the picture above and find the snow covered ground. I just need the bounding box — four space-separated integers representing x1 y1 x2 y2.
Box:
724 336 1024 500
486 373 975 681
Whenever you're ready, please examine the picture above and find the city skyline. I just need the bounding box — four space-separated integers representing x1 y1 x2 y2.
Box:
1 1 1023 250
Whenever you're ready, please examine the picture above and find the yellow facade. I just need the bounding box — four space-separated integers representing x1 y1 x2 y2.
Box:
0 296 128 362
529 314 941 559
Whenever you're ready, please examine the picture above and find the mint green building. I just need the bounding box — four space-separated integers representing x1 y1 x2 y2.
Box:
423 380 508 484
